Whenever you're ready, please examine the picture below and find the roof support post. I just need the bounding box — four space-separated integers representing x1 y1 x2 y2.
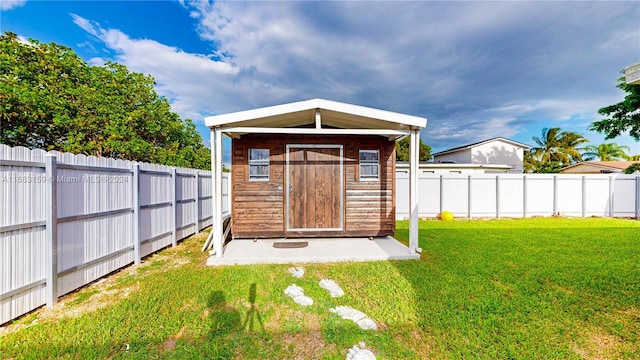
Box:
315 109 321 128
409 128 420 254
213 128 224 258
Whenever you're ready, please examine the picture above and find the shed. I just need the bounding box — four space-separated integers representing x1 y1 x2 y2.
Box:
205 99 427 258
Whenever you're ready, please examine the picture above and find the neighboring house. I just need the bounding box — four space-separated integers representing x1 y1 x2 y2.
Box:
560 161 640 174
431 137 531 173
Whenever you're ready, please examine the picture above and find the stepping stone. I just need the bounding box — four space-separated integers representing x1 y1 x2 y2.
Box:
346 343 376 360
319 279 344 297
288 266 304 278
330 306 377 330
284 284 313 306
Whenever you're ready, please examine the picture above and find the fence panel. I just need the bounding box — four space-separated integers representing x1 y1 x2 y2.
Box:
525 175 554 216
613 177 637 217
470 176 497 217
1 144 216 324
0 146 48 325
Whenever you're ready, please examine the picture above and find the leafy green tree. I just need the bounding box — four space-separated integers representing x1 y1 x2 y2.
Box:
623 163 640 174
530 127 589 166
590 75 640 141
396 137 432 161
0 32 210 169
581 142 630 161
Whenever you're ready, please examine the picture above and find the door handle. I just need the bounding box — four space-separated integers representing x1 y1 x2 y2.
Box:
289 185 293 193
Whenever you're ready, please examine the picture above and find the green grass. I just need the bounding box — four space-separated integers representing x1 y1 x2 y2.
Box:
1 218 638 359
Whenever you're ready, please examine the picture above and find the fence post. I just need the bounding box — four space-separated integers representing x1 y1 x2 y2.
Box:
553 175 558 215
608 176 614 218
496 175 500 219
523 175 527 218
195 171 200 234
467 175 472 219
44 154 58 307
132 163 141 265
439 175 444 215
171 168 177 247
581 176 587 217
635 175 640 219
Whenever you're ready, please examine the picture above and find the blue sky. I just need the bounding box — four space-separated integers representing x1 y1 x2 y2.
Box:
2 0 640 157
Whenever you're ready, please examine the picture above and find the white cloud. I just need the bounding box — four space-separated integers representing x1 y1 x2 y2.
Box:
1 0 27 10
71 2 639 151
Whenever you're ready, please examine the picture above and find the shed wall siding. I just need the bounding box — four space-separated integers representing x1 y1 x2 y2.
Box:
232 134 395 238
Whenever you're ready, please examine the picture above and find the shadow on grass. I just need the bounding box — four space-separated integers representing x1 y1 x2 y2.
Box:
206 283 267 358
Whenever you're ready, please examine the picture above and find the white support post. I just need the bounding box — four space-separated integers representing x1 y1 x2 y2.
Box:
210 129 218 254
409 129 419 254
523 175 528 218
214 128 224 258
132 163 141 265
315 109 322 129
45 154 58 307
467 175 472 219
608 176 614 217
636 175 640 219
496 175 501 219
171 168 177 247
195 171 200 234
553 175 558 215
439 175 444 215
581 175 587 218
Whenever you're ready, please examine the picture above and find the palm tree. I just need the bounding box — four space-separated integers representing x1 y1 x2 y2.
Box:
582 143 631 161
530 127 589 166
524 150 564 173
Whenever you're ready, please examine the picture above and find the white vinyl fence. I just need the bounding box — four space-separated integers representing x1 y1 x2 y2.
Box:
1 144 229 324
397 172 640 219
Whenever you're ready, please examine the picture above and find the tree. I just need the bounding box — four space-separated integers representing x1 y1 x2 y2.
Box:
0 32 210 169
396 137 432 161
623 163 640 174
523 150 564 173
530 127 589 166
581 142 630 161
589 75 640 141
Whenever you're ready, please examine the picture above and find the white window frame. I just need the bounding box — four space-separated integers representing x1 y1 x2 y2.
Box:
359 149 380 181
248 148 270 181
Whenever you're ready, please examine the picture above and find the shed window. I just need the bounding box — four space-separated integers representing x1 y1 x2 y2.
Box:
249 148 270 181
359 150 379 181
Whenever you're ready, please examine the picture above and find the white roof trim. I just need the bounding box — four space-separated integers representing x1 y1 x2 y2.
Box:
204 98 427 129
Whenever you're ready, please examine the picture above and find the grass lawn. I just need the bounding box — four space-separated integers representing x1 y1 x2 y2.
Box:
1 218 638 359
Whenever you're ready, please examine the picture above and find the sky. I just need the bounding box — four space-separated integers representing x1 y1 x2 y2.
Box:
2 0 640 157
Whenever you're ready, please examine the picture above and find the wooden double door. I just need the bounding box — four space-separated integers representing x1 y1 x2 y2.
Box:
286 145 343 232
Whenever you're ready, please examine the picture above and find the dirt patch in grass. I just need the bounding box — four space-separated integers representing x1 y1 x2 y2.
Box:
161 324 188 352
281 328 336 360
572 328 630 360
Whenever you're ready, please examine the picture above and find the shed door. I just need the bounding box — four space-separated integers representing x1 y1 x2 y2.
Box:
286 145 343 231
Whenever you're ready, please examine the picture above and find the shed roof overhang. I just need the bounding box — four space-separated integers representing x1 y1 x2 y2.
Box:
204 98 427 141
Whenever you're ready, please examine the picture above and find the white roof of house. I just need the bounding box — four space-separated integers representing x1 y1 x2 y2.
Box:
433 137 531 157
204 98 427 130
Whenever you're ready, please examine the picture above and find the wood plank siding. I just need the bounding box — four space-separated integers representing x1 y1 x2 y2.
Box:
231 134 395 238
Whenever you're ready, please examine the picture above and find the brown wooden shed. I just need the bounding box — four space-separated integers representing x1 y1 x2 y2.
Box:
205 99 426 257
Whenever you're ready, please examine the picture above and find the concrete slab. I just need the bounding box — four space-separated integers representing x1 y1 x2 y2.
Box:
206 236 420 266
